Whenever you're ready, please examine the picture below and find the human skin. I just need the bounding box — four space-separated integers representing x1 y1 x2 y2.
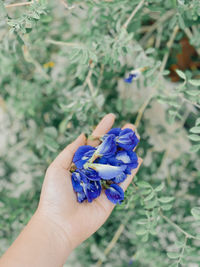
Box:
0 114 142 267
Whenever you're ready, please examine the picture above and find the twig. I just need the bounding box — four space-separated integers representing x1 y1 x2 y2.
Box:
123 0 145 30
155 25 163 49
181 96 200 109
183 27 200 56
84 64 101 111
134 93 154 128
46 39 80 47
177 236 187 265
160 210 197 239
141 10 175 45
96 224 125 267
5 0 37 8
160 25 179 73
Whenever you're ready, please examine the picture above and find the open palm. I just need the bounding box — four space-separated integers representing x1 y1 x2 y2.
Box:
37 114 142 250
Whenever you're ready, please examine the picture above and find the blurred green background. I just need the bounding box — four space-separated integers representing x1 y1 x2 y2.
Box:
0 0 200 266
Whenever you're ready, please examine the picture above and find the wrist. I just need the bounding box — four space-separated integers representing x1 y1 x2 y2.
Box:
32 209 73 263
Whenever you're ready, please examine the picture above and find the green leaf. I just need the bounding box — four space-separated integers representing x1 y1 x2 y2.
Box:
167 252 180 259
145 199 157 209
0 0 7 19
185 90 199 96
188 134 200 142
191 207 200 220
145 48 155 54
195 118 200 126
158 197 174 203
188 79 200 86
44 127 58 138
140 188 152 195
144 191 154 202
137 219 148 225
137 181 151 188
178 14 185 29
176 69 186 80
163 70 170 76
190 144 200 153
155 183 164 192
136 228 147 235
190 126 200 134
141 233 149 242
161 204 172 211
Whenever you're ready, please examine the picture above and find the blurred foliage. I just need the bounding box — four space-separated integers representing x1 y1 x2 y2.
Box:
0 0 200 266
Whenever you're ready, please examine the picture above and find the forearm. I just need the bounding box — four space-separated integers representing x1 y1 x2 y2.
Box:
0 211 72 267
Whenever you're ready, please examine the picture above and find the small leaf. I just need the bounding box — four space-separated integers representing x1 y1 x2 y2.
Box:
140 188 152 195
145 199 157 209
176 69 186 80
190 126 200 134
185 90 199 96
163 70 170 76
158 197 174 203
144 191 154 202
161 204 172 211
136 228 147 235
167 252 180 259
195 118 200 126
155 183 165 192
137 219 148 225
137 181 151 188
145 48 155 54
141 233 149 242
191 207 200 220
188 79 200 86
190 144 200 153
188 134 200 142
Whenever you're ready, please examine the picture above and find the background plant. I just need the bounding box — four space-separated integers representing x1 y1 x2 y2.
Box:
0 0 200 266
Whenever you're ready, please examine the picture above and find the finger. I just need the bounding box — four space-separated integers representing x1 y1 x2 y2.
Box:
52 133 86 170
87 113 116 147
120 157 143 191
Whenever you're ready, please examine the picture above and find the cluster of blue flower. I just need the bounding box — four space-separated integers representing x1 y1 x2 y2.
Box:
71 128 139 204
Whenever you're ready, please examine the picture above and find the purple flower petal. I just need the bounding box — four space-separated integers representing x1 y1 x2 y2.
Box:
71 172 83 192
117 128 139 151
124 74 134 83
112 172 127 183
96 134 116 158
73 145 96 168
106 128 121 136
89 163 126 180
77 191 87 203
105 184 124 204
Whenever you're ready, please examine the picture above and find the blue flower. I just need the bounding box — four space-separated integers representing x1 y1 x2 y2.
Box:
105 184 124 204
112 172 127 183
89 163 126 180
71 126 140 204
77 191 87 203
73 145 96 168
111 150 138 174
86 180 101 202
71 170 101 202
124 69 142 83
96 134 116 158
124 74 135 83
116 128 139 151
106 128 121 136
104 128 139 151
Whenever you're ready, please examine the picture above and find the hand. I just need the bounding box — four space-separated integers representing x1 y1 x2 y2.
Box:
36 114 142 258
